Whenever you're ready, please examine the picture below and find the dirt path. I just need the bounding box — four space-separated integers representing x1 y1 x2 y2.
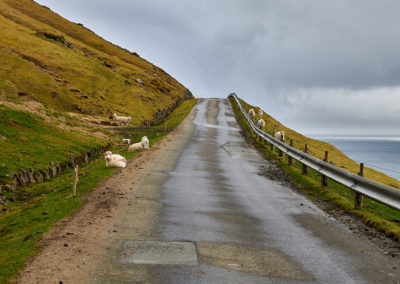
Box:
17 105 197 284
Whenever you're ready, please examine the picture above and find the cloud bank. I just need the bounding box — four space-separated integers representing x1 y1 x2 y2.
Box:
36 0 400 134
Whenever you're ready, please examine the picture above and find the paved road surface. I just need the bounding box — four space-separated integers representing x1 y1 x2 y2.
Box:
99 99 400 283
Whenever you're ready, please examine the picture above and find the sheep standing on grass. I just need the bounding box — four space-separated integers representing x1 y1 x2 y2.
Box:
248 108 255 117
112 113 131 125
141 136 149 150
258 109 263 117
128 136 150 152
104 151 127 168
257 118 265 129
274 131 285 142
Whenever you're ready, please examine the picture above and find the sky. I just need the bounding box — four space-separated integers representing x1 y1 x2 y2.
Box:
35 0 400 135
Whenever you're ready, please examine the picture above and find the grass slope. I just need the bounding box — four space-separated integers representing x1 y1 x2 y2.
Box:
0 99 196 283
0 0 194 187
0 104 110 183
0 0 192 120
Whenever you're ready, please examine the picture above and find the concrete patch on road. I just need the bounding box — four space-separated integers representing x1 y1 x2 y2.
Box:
118 241 198 266
197 242 313 281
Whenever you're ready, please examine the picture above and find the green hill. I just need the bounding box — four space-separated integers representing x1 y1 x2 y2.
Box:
0 0 194 186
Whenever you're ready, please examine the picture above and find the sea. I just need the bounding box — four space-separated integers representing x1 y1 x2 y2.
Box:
311 136 400 181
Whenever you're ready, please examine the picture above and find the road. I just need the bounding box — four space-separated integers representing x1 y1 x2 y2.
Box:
19 98 400 283
94 98 399 283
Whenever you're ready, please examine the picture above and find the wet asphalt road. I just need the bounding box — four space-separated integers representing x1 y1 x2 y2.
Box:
100 99 400 283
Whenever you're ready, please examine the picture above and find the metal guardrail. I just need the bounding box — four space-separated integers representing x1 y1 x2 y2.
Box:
229 93 400 211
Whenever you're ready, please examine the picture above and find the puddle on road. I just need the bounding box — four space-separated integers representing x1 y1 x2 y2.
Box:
197 211 261 225
222 141 249 158
197 242 313 281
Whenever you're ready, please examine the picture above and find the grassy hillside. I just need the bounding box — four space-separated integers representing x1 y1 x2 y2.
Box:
240 98 400 189
0 99 196 283
0 0 191 119
0 0 194 188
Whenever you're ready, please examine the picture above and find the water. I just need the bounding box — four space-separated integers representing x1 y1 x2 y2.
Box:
311 136 400 181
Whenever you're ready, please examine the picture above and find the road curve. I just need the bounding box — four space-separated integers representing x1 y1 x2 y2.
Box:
99 98 399 283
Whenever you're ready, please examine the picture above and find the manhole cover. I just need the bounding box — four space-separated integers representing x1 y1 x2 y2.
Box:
119 241 198 266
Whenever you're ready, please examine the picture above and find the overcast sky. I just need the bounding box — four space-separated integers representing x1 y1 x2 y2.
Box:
36 0 400 135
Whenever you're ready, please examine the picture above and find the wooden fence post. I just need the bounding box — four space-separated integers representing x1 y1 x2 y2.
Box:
355 163 364 209
278 135 284 157
302 144 308 175
72 165 78 197
321 151 329 187
288 139 294 166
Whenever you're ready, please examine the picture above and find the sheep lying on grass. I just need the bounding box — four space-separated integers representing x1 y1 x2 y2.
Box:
112 113 131 125
128 136 150 152
105 151 127 168
248 108 255 117
274 131 285 142
258 109 263 117
257 118 265 129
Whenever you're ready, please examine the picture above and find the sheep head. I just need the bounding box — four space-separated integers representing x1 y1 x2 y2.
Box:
105 151 113 160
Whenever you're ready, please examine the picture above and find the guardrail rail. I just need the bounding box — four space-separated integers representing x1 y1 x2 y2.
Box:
229 93 400 211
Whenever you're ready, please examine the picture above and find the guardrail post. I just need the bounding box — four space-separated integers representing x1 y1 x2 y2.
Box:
355 163 364 210
302 144 308 175
271 143 275 151
321 151 328 187
288 139 294 166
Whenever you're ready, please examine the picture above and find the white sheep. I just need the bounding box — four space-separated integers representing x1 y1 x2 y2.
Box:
274 131 285 142
128 142 144 152
128 136 149 152
258 109 263 117
257 118 265 129
141 136 149 150
248 108 255 117
112 113 131 125
104 151 127 168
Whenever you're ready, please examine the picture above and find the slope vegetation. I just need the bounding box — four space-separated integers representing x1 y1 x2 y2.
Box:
239 98 400 189
0 0 193 186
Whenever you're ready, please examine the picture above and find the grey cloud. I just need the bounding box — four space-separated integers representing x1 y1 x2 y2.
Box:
36 0 400 134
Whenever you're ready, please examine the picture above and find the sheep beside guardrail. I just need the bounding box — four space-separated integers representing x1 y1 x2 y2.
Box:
229 92 400 211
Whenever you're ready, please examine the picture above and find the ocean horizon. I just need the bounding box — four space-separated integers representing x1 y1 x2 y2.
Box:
311 135 400 181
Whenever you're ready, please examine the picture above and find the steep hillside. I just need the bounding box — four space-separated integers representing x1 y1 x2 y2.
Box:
239 98 400 189
0 0 192 118
0 0 194 186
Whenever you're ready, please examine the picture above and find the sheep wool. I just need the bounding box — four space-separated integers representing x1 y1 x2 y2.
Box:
257 118 265 129
104 151 127 168
112 113 131 125
141 136 149 150
248 108 256 117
